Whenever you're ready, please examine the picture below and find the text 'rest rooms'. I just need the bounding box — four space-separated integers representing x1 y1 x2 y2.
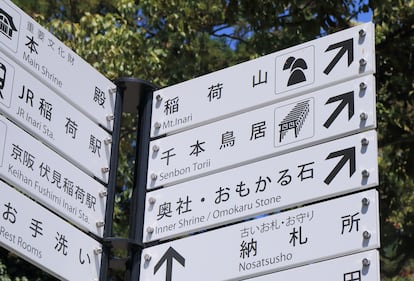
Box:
0 224 42 259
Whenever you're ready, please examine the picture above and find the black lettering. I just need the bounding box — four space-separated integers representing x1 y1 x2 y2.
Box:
19 85 34 107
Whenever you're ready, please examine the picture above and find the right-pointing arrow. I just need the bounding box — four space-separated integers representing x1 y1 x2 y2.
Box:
324 147 356 185
323 38 354 75
154 247 185 281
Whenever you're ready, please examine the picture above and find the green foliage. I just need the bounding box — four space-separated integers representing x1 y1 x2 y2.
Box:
374 1 414 279
3 0 414 280
0 248 56 281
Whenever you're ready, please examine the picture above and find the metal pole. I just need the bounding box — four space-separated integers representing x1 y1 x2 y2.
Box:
100 85 124 281
115 78 156 281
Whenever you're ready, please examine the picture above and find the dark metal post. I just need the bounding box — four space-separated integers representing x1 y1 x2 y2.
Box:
114 78 156 281
99 77 155 281
100 85 124 281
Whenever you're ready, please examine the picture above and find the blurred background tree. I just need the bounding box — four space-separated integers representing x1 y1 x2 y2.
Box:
1 0 413 280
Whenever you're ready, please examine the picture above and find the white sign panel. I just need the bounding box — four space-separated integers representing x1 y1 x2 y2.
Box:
148 75 376 189
0 180 102 281
143 130 378 242
0 53 112 183
0 114 106 237
246 250 380 281
151 22 375 137
0 0 116 131
140 190 380 281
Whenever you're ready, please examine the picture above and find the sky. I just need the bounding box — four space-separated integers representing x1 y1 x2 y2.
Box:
356 0 373 22
357 11 373 23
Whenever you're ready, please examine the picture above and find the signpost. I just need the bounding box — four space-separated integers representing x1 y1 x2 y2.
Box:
140 189 380 281
0 114 107 237
246 250 379 281
150 22 375 137
148 75 376 189
0 52 112 183
0 180 102 281
0 3 378 278
143 130 378 242
0 0 116 131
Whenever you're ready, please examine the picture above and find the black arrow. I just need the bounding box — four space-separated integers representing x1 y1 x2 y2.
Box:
154 247 185 281
323 91 354 128
324 147 356 185
323 38 354 75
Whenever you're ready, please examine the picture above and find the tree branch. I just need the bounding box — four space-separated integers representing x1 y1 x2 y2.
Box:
211 32 249 44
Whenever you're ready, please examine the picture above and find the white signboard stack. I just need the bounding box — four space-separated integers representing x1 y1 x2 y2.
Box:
147 75 376 189
0 0 117 279
143 130 379 242
150 23 375 137
141 22 379 281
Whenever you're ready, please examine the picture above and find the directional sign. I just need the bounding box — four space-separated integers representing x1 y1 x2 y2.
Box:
148 75 376 189
0 180 102 281
0 0 116 131
246 250 380 281
140 190 380 281
0 114 106 237
143 130 378 242
0 53 112 183
154 246 186 281
150 22 375 137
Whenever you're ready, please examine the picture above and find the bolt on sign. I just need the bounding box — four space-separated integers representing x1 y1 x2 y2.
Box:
0 114 106 237
0 180 102 281
150 22 375 137
143 130 378 242
0 0 116 131
140 189 380 281
148 75 376 189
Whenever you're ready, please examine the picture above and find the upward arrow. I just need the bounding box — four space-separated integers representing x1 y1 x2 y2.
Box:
154 247 185 281
324 147 356 185
323 91 354 128
323 38 354 75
